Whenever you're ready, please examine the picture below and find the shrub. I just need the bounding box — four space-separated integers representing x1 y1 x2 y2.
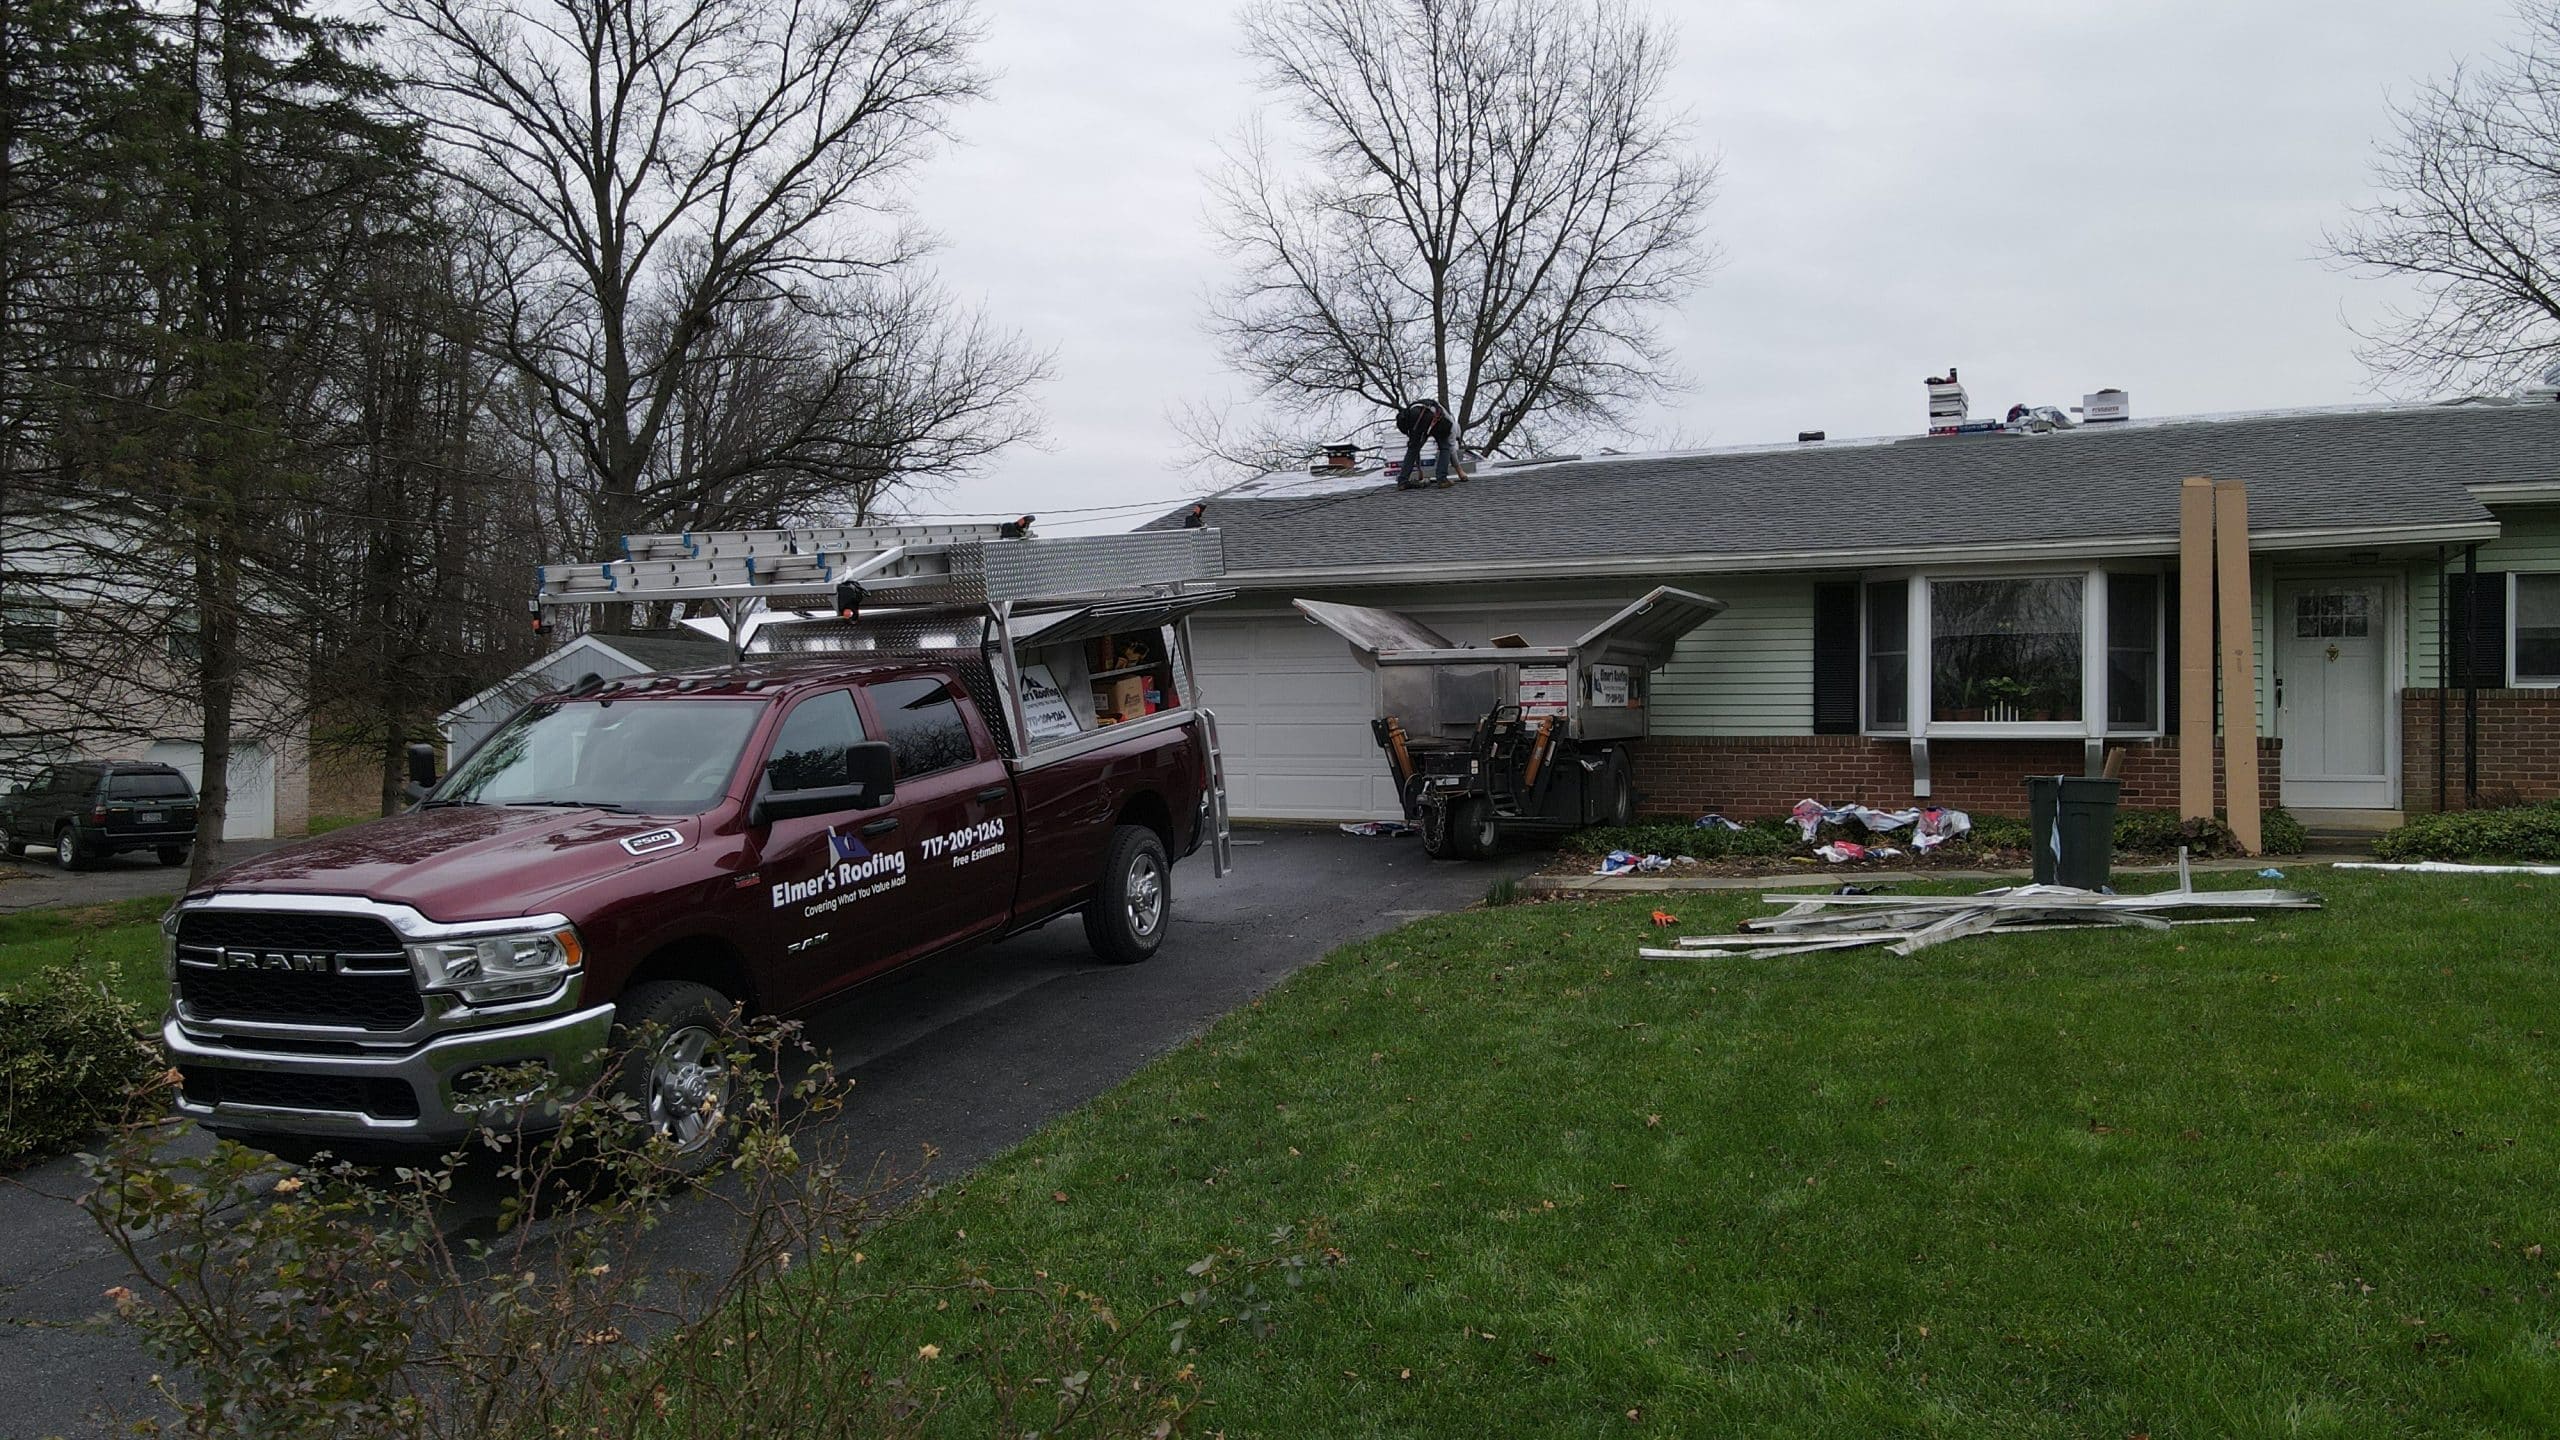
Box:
1561 820 1797 859
2373 801 2560 863
1 967 162 1170
2259 808 2310 857
82 1019 1327 1438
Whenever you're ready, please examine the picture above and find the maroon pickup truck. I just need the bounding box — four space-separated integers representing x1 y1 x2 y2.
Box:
162 647 1214 1163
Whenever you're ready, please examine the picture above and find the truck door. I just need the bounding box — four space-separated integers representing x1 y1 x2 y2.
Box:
749 688 934 1011
860 674 1019 953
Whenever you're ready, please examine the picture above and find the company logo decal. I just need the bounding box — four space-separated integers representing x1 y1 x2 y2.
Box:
772 838 909 915
620 827 684 856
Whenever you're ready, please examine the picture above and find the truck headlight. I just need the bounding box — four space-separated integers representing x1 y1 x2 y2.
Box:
160 908 180 984
411 926 584 1006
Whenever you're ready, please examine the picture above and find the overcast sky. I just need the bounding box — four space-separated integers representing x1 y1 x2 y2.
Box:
900 0 2523 532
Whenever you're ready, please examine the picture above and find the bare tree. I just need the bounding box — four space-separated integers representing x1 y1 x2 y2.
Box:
2331 2 2560 390
382 0 1041 591
1198 0 1716 471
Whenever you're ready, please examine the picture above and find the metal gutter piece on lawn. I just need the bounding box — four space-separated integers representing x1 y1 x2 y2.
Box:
2335 861 2560 876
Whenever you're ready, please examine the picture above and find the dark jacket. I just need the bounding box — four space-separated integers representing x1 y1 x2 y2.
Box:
1395 401 1453 442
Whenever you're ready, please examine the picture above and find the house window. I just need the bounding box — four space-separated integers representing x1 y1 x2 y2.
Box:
1 600 59 657
2519 573 2560 684
2106 573 2160 731
1864 581 1908 730
1927 576 2084 723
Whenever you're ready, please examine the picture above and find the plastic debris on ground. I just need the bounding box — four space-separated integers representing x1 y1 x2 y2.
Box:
1633 867 2322 963
1788 798 1970 849
1596 850 1694 876
1339 820 1417 837
2336 860 2560 877
1649 909 1678 927
2257 868 2285 879
1814 841 1904 864
1693 813 1745 831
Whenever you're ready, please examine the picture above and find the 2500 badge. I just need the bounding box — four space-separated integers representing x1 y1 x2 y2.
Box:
921 817 1005 861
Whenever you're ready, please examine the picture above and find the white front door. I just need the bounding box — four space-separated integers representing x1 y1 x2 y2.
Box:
2273 579 2394 809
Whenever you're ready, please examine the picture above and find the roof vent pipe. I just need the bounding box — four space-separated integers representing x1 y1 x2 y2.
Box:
1797 430 1825 443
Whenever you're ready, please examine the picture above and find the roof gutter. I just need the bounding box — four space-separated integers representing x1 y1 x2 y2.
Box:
2467 480 2560 504
1220 519 2502 588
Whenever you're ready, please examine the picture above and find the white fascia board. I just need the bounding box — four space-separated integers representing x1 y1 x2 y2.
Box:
1221 520 2502 589
2469 482 2560 504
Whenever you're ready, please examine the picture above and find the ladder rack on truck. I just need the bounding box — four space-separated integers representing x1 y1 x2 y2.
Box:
534 524 1234 876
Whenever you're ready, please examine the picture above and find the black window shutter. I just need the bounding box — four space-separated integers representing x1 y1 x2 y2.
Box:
2162 581 2180 735
2449 571 2508 689
1812 583 1859 734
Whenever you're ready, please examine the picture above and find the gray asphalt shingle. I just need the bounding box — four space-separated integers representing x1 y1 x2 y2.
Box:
1152 403 2547 575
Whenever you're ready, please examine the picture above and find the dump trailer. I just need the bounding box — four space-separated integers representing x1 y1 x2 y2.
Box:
1294 587 1725 860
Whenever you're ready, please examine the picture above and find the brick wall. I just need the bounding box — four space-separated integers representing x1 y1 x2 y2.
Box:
2401 688 2560 811
1630 734 2283 820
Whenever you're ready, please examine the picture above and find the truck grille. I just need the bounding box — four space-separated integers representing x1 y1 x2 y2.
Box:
179 1066 420 1120
173 910 423 1032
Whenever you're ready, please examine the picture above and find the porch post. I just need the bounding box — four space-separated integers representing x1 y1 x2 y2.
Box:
2177 478 2217 820
2213 479 2262 852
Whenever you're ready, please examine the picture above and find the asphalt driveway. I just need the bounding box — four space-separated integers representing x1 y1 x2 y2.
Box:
0 825 1534 1438
0 838 291 915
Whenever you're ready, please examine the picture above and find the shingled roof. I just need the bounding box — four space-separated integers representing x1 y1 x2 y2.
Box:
1150 402 2546 584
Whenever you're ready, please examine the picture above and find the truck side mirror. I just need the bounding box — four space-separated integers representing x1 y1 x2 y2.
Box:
406 742 440 788
750 741 898 826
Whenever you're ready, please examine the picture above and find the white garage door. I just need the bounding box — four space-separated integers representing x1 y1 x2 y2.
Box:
143 740 276 840
1191 604 1612 822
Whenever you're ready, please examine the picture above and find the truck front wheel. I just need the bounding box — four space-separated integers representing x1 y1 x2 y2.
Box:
609 980 738 1175
1085 824 1169 964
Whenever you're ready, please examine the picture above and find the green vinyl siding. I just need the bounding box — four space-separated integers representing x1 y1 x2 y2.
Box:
1649 577 1815 736
2408 505 2560 683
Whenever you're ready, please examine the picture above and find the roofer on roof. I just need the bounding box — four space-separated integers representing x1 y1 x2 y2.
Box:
1394 398 1464 490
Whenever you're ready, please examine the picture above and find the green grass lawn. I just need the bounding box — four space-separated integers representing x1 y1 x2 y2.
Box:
798 870 2560 1438
0 896 170 1013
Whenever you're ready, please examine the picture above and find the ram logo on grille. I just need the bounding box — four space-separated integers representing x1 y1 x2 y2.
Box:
218 948 335 973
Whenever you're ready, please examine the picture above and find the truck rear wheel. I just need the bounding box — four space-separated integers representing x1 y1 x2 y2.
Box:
1085 824 1169 964
1603 754 1638 828
609 980 738 1176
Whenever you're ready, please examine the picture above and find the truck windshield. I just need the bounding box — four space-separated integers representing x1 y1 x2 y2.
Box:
435 698 763 815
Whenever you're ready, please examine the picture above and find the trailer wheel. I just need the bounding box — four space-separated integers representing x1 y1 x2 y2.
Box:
1085 824 1170 964
1603 755 1638 828
1449 795 1499 859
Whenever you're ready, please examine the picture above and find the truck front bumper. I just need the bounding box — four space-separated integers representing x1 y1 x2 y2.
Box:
166 1002 618 1146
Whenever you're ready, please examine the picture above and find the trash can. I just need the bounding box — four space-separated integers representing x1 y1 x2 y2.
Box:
2026 775 2120 890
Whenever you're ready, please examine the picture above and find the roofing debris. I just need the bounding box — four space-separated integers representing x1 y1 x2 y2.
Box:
2336 860 2560 877
1634 873 2322 962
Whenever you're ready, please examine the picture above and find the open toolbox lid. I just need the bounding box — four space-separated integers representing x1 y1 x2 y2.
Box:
1292 599 1467 664
1294 586 1722 669
1010 588 1239 652
1571 586 1726 667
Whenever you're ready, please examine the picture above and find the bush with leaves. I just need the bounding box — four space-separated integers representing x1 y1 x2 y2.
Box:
2373 801 2560 863
78 1017 1327 1438
3 968 162 1169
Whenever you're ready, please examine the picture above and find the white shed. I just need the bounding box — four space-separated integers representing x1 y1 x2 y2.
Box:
438 629 736 763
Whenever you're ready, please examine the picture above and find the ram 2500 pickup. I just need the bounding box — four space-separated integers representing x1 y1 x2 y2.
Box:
162 646 1212 1163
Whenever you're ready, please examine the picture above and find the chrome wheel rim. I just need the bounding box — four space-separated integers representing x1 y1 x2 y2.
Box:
56 831 74 866
645 1024 728 1155
1125 855 1165 938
